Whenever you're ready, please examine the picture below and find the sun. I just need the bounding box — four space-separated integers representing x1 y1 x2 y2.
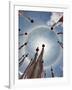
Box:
34 37 51 58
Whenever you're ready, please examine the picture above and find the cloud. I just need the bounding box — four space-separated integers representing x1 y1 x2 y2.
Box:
47 12 63 27
19 71 23 75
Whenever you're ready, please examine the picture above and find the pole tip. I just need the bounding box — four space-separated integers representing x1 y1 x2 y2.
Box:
25 54 28 57
25 32 27 35
24 42 27 45
36 47 39 52
31 19 34 23
42 44 45 47
19 28 21 31
51 27 53 30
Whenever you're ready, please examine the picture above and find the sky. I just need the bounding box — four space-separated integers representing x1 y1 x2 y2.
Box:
18 10 63 78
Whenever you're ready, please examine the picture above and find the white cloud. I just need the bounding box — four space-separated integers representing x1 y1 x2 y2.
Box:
47 12 63 27
19 71 23 76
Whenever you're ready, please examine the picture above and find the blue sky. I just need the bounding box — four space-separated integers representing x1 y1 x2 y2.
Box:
19 10 63 78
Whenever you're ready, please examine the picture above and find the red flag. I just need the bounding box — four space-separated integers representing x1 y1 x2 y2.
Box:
58 16 63 22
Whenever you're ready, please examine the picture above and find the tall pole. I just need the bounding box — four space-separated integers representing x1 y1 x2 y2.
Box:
51 16 63 30
51 66 54 77
19 54 29 67
19 11 34 23
57 32 63 35
19 47 39 79
30 44 45 78
19 54 24 61
57 41 63 48
19 42 28 50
